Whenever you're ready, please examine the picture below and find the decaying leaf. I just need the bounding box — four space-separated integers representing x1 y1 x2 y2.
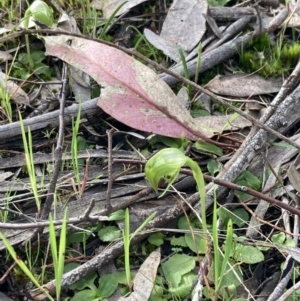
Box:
118 248 161 301
160 0 207 52
44 35 213 140
57 14 91 102
0 70 30 105
144 28 185 62
287 153 300 194
0 51 13 62
145 0 207 61
205 74 282 97
195 114 252 137
91 0 149 19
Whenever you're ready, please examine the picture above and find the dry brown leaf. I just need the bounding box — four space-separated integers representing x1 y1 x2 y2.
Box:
118 248 161 301
206 74 282 97
0 70 30 105
195 114 252 137
91 0 149 19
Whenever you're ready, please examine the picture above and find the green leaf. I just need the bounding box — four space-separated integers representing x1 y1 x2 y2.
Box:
270 141 297 149
69 272 98 291
192 141 224 156
114 271 134 285
64 263 80 273
77 136 88 151
170 236 187 247
160 137 183 148
0 231 55 301
67 232 90 244
271 234 296 248
148 233 165 246
161 254 195 287
31 51 46 63
285 238 296 247
97 274 118 298
233 244 264 264
209 259 243 298
217 207 249 227
98 226 121 242
108 209 125 221
190 108 210 118
184 233 207 254
234 171 261 201
271 232 286 244
207 0 231 7
149 284 167 301
168 272 197 298
177 215 202 230
207 159 222 176
71 290 99 301
235 171 261 190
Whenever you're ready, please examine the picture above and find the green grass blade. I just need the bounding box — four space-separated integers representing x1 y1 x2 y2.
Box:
124 208 131 287
216 219 233 293
0 231 55 301
130 212 156 240
212 186 219 299
99 1 128 39
186 158 207 233
56 209 68 297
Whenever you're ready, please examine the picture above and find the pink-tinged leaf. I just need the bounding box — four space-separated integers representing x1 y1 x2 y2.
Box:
44 35 211 140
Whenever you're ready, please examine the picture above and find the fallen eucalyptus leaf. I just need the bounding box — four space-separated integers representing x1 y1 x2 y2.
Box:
160 0 207 52
92 0 149 19
206 74 282 97
44 35 210 140
118 248 161 301
0 70 30 105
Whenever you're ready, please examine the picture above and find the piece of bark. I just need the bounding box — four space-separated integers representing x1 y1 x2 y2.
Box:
0 149 138 169
210 7 256 21
0 98 99 140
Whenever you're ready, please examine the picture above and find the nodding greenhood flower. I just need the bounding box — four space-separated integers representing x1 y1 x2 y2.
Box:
29 0 54 27
145 147 207 232
26 0 54 27
145 148 187 196
23 0 53 69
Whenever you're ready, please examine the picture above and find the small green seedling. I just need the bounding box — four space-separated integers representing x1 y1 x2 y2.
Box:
123 208 156 288
19 112 41 213
49 209 68 301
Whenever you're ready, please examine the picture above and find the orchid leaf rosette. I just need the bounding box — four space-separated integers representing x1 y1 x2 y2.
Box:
145 148 207 232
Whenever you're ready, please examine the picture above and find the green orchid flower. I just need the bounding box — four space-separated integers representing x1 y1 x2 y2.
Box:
23 0 54 69
28 0 54 27
145 148 186 195
145 148 207 232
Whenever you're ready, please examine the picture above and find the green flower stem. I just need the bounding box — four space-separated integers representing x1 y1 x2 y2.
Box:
186 157 207 233
23 10 34 69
